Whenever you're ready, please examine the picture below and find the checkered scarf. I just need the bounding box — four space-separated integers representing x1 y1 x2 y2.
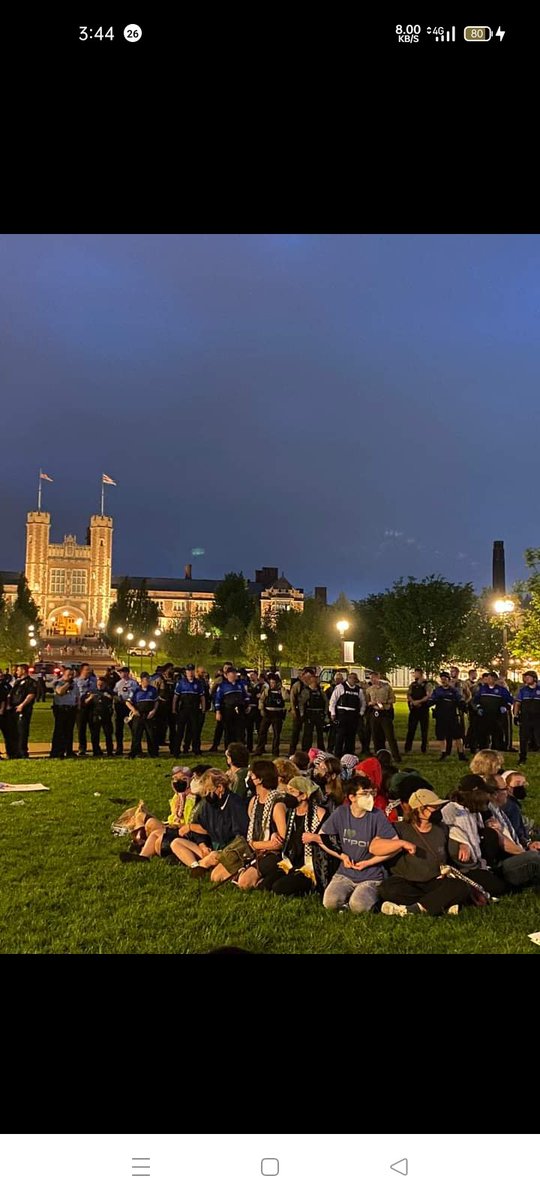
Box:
281 797 320 879
247 789 281 844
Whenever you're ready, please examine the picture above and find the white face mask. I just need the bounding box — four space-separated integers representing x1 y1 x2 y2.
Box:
190 778 204 795
351 794 375 813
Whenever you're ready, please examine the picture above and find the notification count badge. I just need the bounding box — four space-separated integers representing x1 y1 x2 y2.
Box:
124 24 142 41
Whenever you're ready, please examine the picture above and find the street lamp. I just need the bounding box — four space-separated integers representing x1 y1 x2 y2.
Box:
29 638 37 648
493 598 515 678
148 639 156 671
126 631 133 670
336 619 350 666
154 628 162 637
260 632 267 673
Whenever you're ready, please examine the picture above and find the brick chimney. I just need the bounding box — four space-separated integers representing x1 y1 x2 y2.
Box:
314 586 327 605
256 567 279 585
184 563 192 580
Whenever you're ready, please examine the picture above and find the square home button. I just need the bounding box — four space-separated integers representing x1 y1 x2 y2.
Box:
261 1160 279 1177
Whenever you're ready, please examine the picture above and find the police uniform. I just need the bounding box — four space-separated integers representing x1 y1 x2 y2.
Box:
365 681 401 760
404 677 432 753
515 680 540 763
209 673 226 751
87 684 115 756
301 683 328 751
245 677 262 751
288 676 306 755
214 676 249 748
129 683 159 758
50 676 78 758
0 674 17 758
474 681 513 751
329 681 365 756
152 669 176 750
325 678 345 753
465 677 480 751
173 670 204 755
113 675 138 755
10 673 37 758
256 683 286 756
75 672 98 755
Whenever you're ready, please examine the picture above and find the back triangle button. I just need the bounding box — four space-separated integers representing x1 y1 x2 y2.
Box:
390 1160 408 1176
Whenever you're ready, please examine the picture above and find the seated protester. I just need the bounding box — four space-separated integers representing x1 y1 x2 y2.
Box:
225 741 250 803
289 750 311 773
120 766 195 863
340 753 359 781
169 769 248 869
355 756 398 823
310 752 344 812
257 777 328 897
438 775 509 896
484 774 540 889
379 789 498 917
311 775 409 914
469 748 505 782
376 748 397 793
188 760 286 886
500 770 540 846
274 757 300 790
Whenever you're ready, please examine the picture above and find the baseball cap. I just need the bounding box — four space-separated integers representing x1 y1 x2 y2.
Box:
119 664 130 672
140 672 150 679
458 773 498 794
440 671 450 679
186 663 195 670
408 788 446 810
225 665 237 673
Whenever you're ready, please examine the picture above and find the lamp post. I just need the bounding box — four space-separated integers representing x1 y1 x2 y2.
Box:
138 639 146 674
126 632 134 671
336 619 350 667
260 632 267 673
148 640 156 672
493 598 515 679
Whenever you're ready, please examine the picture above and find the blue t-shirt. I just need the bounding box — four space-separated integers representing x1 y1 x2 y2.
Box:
321 806 398 882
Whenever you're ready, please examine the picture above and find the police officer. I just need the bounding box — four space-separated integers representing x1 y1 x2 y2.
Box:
209 663 233 752
404 668 432 754
325 672 344 753
75 663 98 756
213 666 250 749
474 670 513 751
245 670 262 752
428 671 467 760
113 666 138 756
465 668 480 751
195 666 210 751
50 667 78 758
10 664 37 758
329 671 366 756
256 673 286 755
364 671 401 761
172 663 205 756
127 673 160 758
300 670 328 751
288 668 310 755
514 671 540 765
449 666 471 745
87 675 115 756
0 668 17 758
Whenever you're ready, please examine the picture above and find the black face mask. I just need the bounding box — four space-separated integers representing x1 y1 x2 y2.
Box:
173 780 188 793
512 786 527 801
207 791 223 808
284 793 302 809
312 771 326 785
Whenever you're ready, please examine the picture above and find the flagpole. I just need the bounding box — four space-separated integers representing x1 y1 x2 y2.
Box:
101 479 105 517
37 469 42 513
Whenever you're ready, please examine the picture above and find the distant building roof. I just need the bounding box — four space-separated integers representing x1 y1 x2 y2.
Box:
112 575 222 594
0 571 19 587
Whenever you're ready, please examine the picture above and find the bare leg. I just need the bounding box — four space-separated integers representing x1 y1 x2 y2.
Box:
170 837 200 866
145 817 166 835
237 865 259 891
210 864 233 884
140 831 161 858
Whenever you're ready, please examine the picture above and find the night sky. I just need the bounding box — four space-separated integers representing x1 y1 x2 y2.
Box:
1 234 537 599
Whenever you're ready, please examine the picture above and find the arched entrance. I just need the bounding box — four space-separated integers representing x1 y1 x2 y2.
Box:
48 606 86 638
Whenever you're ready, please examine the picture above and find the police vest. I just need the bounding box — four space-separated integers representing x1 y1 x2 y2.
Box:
177 679 202 706
222 685 244 709
409 681 428 702
265 689 285 712
336 683 361 717
305 687 325 713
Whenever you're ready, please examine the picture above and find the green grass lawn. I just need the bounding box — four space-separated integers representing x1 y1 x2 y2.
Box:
1 703 540 953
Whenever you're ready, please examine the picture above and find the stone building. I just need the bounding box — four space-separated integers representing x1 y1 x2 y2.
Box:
0 510 304 636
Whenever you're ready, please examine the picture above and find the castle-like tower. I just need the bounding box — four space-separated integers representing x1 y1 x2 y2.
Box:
24 511 113 635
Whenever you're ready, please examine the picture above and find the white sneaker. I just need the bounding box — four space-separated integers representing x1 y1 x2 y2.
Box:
381 900 412 917
447 904 460 915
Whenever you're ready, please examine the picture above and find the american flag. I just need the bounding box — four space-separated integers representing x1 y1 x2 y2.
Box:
102 474 117 486
40 472 53 482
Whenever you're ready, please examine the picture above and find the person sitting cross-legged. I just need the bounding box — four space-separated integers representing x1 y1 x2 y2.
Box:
196 759 287 889
484 774 540 890
256 777 328 897
306 774 412 914
168 768 248 870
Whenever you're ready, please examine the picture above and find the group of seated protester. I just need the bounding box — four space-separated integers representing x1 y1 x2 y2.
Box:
114 743 540 916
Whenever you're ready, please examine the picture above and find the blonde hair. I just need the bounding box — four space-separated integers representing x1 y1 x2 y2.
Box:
273 758 297 784
199 768 229 796
469 749 504 778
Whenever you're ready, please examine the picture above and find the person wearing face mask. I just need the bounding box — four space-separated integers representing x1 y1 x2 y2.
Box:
255 777 329 896
196 760 288 888
484 774 540 889
119 765 200 862
499 770 540 846
305 775 408 913
513 670 540 765
225 742 250 803
310 751 344 812
170 768 249 870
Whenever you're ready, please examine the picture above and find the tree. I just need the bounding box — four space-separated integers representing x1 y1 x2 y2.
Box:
107 577 160 641
507 548 540 663
380 575 475 678
161 617 213 667
130 579 161 638
107 576 132 636
449 588 505 668
0 607 33 666
14 573 40 628
352 593 397 675
276 598 340 667
208 573 255 633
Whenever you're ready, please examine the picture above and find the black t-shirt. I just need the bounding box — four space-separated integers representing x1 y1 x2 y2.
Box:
389 820 448 882
10 677 37 708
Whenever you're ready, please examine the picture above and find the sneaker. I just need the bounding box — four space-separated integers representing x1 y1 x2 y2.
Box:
447 904 460 915
381 900 414 917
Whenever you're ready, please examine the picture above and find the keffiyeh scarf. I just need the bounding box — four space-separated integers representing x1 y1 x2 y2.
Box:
247 789 281 844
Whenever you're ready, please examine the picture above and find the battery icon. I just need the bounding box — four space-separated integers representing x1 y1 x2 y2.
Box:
464 26 492 40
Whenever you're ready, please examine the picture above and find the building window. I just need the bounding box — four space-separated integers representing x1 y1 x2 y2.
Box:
71 570 87 595
50 569 66 595
172 601 187 613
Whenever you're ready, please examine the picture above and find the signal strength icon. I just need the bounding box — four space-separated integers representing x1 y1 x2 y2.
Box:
435 26 455 40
